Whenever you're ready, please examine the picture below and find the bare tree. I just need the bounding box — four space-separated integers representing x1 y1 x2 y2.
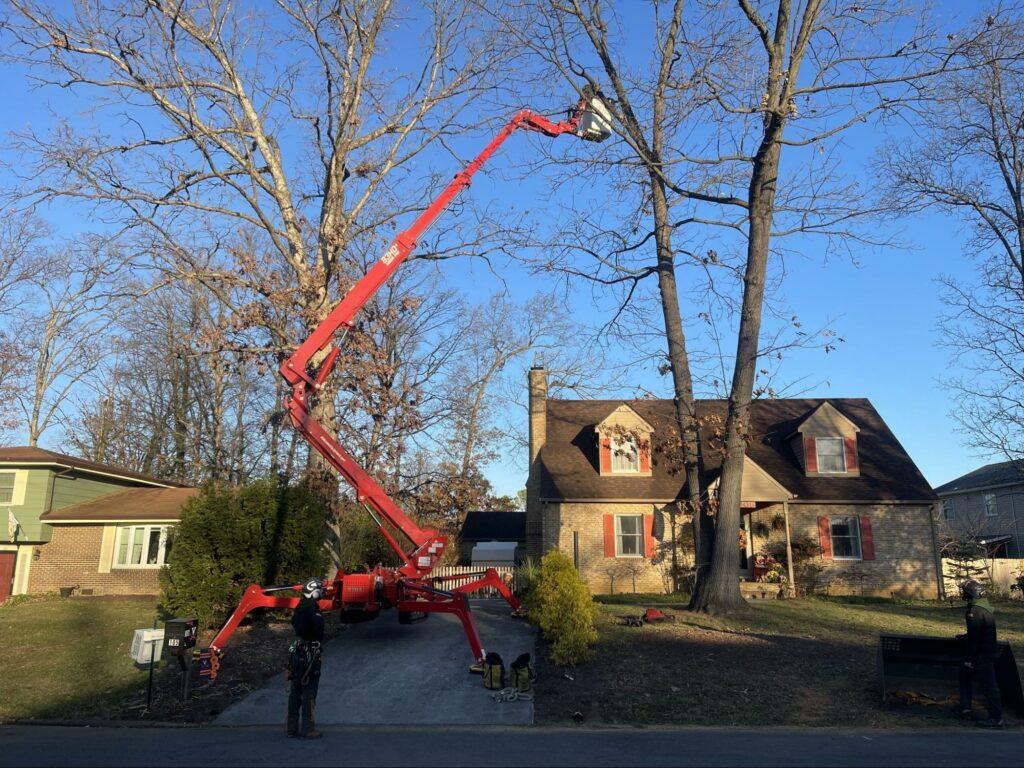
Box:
64 278 283 483
11 246 121 446
493 0 974 611
880 5 1024 461
4 0 501 495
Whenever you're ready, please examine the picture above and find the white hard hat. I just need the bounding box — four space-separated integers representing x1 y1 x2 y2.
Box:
302 578 324 600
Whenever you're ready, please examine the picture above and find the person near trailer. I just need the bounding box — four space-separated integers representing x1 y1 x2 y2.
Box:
955 579 1003 728
287 578 325 739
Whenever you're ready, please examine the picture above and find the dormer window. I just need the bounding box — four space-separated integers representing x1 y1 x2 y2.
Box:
815 437 846 474
596 404 653 477
790 402 860 477
611 437 640 474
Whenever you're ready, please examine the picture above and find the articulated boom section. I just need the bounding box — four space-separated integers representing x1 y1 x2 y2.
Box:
202 90 611 678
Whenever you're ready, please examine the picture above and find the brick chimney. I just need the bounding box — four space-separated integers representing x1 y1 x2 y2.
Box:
528 365 548 465
526 366 548 559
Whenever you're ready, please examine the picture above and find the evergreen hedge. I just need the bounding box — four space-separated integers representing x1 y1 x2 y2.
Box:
159 478 329 629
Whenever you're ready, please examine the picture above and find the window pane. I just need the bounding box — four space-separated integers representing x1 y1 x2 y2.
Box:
611 439 639 472
620 534 641 556
985 494 997 516
164 528 174 563
146 528 161 565
616 515 643 556
117 527 129 565
817 438 846 473
830 517 861 558
131 527 144 564
0 472 14 504
618 516 641 535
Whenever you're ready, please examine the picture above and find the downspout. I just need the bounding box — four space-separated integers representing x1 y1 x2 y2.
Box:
1009 490 1022 558
927 502 946 600
44 467 75 516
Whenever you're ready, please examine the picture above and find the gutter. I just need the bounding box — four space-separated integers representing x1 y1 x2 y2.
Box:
935 480 1024 497
0 461 176 489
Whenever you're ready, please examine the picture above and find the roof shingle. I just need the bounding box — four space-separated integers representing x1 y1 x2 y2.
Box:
41 487 199 521
934 460 1024 495
539 398 936 503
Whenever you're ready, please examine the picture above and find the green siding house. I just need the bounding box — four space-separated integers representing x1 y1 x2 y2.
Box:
0 447 196 601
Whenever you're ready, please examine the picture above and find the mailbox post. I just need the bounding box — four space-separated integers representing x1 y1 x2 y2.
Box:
163 617 198 701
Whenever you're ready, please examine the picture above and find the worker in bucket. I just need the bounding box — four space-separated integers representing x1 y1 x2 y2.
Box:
287 578 325 739
954 579 1003 728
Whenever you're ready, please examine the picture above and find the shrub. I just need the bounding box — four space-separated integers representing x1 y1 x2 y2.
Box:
515 556 541 599
528 550 598 666
159 478 329 629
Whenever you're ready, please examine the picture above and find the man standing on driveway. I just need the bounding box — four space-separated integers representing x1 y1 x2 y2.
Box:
287 578 325 739
956 579 1003 728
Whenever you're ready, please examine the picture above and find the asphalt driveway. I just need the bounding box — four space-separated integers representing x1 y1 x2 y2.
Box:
215 599 535 726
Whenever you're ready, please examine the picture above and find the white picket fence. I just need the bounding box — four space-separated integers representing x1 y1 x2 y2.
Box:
429 565 518 597
941 557 1024 598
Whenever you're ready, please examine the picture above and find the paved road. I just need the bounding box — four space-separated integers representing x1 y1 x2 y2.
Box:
3 724 1023 767
216 599 535 726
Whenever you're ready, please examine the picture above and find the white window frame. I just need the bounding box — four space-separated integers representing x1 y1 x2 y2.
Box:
984 493 997 517
114 525 174 569
829 516 862 560
614 514 644 558
815 437 847 474
943 498 956 521
610 436 641 474
0 471 16 505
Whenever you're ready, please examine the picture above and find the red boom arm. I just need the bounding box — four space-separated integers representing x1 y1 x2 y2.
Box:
281 104 593 576
202 91 610 670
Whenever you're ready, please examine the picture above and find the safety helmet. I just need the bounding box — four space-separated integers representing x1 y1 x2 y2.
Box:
960 579 984 601
302 578 324 600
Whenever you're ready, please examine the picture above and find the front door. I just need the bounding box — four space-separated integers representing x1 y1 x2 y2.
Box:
0 552 16 603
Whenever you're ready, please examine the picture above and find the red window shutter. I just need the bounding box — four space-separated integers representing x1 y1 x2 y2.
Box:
644 514 656 558
603 515 616 557
859 516 875 560
804 437 818 473
817 516 833 559
639 442 651 473
844 437 858 472
599 436 612 474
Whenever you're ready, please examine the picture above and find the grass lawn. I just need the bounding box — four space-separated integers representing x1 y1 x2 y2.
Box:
0 595 161 721
535 595 1024 727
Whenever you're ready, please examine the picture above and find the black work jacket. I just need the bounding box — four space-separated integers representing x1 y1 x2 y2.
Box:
965 600 998 663
292 598 325 643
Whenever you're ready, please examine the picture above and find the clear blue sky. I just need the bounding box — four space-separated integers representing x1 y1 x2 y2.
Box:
0 1 993 497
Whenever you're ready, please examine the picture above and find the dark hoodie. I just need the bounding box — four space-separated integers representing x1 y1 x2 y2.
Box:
291 597 324 643
965 598 997 663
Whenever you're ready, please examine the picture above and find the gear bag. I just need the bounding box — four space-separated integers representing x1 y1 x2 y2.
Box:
482 651 505 690
510 653 535 693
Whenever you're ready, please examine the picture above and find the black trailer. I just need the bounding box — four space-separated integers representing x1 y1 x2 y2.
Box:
878 633 1024 716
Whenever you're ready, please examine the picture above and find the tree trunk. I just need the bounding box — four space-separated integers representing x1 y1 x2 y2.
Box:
650 177 705 594
691 121 784 614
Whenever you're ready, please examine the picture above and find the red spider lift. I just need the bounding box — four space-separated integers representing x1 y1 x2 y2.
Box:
199 88 612 681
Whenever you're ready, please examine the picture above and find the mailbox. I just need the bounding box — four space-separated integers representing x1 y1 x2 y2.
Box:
163 617 198 656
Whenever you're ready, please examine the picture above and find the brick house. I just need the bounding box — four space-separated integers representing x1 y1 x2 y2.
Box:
0 447 196 601
934 460 1024 557
524 367 944 598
